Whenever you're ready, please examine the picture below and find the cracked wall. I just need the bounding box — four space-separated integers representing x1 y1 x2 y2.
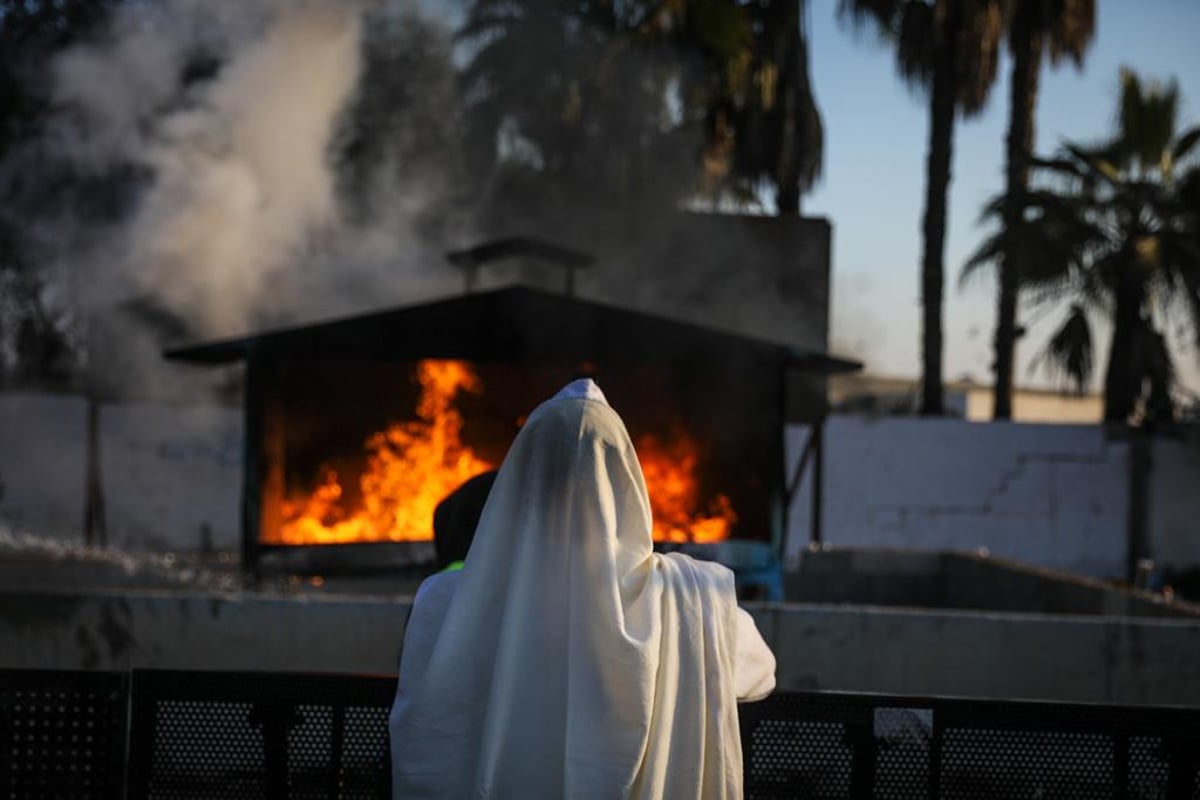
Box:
786 417 1134 578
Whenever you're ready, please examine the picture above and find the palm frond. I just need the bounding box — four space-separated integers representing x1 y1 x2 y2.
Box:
959 230 1003 289
836 0 904 39
1172 124 1200 167
975 191 1005 224
1115 66 1179 175
1041 0 1097 68
1029 154 1084 174
953 0 1005 115
1032 303 1094 394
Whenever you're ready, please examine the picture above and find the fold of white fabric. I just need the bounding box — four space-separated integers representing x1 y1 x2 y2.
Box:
390 381 747 799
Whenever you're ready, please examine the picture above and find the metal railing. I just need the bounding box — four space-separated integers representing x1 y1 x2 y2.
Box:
3 669 1199 799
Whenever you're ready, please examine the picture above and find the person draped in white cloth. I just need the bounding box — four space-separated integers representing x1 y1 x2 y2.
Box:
389 378 775 799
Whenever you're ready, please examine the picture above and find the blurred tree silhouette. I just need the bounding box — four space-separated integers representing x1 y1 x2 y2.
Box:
731 0 824 213
0 0 124 385
457 0 824 224
839 0 1005 416
964 68 1200 426
990 0 1095 420
335 7 466 239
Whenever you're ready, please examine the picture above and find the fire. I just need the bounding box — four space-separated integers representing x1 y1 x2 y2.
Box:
272 362 735 545
636 432 737 543
273 360 494 544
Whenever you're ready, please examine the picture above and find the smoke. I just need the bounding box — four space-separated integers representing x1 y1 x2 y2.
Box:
4 0 839 400
829 270 884 371
17 0 466 396
119 2 360 333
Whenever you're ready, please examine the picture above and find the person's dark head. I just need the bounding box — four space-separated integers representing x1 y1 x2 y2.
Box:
432 470 498 569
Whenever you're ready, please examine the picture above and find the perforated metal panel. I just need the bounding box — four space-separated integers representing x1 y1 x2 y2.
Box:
12 668 1195 799
940 728 1113 798
339 706 391 799
127 670 395 800
873 706 932 799
0 670 127 800
740 691 1200 800
748 719 854 798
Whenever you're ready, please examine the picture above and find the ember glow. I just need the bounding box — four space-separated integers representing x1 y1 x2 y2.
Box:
271 361 734 544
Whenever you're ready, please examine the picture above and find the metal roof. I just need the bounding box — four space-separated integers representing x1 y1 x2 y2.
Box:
164 285 861 374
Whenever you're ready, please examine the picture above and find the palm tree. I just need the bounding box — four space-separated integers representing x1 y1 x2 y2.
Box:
720 0 824 213
458 0 707 227
965 68 1200 424
839 0 1005 415
991 0 1095 419
458 0 824 221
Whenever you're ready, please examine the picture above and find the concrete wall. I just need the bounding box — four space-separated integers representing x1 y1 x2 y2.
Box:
3 589 1198 706
0 392 88 539
786 548 1200 619
0 392 241 551
100 403 241 552
751 602 1200 707
0 589 407 674
1147 431 1200 573
786 417 1136 579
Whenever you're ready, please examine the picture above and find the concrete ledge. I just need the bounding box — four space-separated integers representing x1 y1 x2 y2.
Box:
787 547 1200 619
0 589 409 674
749 602 1200 706
3 589 1199 706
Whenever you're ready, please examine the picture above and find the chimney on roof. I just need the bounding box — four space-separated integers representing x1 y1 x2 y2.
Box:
445 237 594 298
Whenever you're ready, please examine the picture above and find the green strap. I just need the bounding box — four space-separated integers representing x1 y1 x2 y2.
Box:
441 560 465 573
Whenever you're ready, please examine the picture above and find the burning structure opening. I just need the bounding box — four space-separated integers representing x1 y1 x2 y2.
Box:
167 286 856 573
272 360 493 546
270 359 738 546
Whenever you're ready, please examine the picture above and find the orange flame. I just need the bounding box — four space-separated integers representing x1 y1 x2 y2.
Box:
636 432 737 543
273 361 494 544
271 362 734 545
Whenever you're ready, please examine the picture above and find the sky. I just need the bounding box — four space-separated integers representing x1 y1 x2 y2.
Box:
803 0 1200 399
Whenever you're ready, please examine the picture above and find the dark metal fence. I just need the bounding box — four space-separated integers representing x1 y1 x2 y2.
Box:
3 669 1199 799
126 670 395 800
0 669 128 800
740 690 1200 799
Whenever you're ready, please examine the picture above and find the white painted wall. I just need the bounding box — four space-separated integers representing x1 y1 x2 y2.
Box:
787 417 1134 579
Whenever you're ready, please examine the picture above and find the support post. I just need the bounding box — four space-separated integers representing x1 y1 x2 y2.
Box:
811 422 824 546
83 396 107 547
1126 429 1152 583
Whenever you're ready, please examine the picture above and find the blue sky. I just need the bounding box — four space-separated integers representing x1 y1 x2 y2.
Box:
804 0 1200 397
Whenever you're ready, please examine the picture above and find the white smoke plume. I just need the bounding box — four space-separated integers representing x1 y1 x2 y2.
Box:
39 0 464 375
124 3 359 333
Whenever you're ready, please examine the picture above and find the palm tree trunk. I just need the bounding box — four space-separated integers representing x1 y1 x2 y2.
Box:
1104 264 1144 423
920 25 958 416
773 0 802 215
994 2 1042 420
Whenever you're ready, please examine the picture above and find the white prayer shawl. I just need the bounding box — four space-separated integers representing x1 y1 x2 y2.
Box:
390 380 750 799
